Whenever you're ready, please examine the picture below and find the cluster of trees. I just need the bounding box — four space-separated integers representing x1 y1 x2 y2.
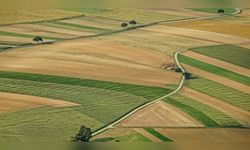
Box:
33 36 43 43
71 126 92 142
217 9 225 14
121 20 137 28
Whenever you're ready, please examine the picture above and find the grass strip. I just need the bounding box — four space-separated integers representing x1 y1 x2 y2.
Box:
51 21 112 32
144 128 173 142
179 54 250 86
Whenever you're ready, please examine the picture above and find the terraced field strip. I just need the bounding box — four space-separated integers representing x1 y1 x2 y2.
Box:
163 94 240 127
50 21 112 33
186 77 250 112
182 64 250 94
183 51 250 77
181 87 250 127
190 45 250 69
179 54 250 86
0 31 64 41
144 128 173 142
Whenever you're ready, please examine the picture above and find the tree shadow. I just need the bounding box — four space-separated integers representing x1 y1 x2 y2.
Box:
92 137 116 142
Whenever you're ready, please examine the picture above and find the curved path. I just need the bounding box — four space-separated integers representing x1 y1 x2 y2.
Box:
92 8 243 136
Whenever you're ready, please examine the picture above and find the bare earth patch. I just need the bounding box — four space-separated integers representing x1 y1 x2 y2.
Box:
182 64 250 94
181 87 250 127
0 92 79 113
183 51 250 77
156 128 250 142
117 101 203 127
0 38 181 87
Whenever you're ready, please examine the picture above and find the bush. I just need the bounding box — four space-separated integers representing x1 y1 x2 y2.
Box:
71 126 92 142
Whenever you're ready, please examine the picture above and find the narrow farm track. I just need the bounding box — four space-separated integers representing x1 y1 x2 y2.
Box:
93 8 243 136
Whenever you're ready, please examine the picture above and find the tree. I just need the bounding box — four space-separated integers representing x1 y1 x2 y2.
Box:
33 36 43 43
121 22 128 28
129 20 137 26
217 9 225 14
71 126 92 142
183 72 192 80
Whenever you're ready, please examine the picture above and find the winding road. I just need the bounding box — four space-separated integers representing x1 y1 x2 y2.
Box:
92 8 243 136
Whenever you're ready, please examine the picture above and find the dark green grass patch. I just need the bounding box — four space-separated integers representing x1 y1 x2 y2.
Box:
62 8 111 14
51 21 112 33
144 128 173 142
186 77 250 112
191 45 250 69
179 54 250 86
0 31 64 40
191 8 236 15
164 94 240 127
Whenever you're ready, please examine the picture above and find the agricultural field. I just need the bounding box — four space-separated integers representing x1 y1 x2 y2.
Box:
0 8 250 143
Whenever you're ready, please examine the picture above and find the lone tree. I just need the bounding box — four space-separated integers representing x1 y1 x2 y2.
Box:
217 9 225 14
71 126 92 142
129 20 137 26
121 22 128 28
33 36 43 43
183 72 192 80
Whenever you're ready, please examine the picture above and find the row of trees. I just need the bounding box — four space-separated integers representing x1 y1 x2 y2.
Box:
121 20 137 28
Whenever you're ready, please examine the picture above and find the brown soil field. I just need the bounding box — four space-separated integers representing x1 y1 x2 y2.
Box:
0 92 79 113
142 25 250 44
147 9 216 17
156 128 250 142
117 101 203 127
183 51 250 77
169 20 250 39
0 38 181 87
0 35 34 43
182 64 250 94
61 17 121 30
181 87 250 127
238 42 250 49
103 29 215 55
135 128 162 142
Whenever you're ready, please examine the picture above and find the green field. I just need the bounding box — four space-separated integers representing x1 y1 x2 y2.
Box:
0 71 172 141
179 54 250 86
164 94 240 127
191 8 236 15
185 77 250 112
144 128 173 142
191 45 250 69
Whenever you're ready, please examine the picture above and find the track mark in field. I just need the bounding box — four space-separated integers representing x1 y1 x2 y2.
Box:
135 128 162 142
183 51 250 77
182 64 250 94
0 92 79 113
117 101 203 128
181 87 250 127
